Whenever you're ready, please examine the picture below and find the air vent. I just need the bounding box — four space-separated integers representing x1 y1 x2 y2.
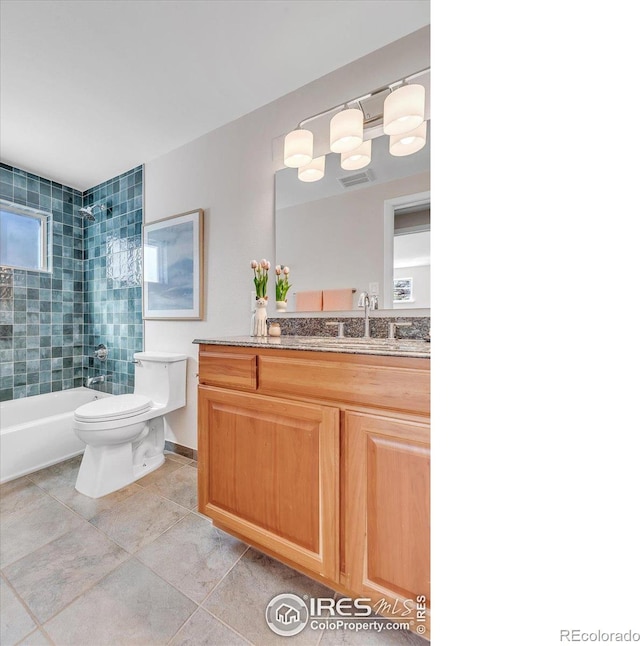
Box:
338 169 376 189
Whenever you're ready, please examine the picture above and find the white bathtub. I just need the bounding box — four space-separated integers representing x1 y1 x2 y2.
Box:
0 387 111 484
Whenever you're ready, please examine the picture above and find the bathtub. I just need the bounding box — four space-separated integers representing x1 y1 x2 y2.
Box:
0 387 111 484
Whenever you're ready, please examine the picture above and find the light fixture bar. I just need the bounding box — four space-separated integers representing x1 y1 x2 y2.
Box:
387 68 430 89
296 67 430 130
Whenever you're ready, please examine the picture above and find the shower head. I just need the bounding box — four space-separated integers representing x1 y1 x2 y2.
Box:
79 204 105 221
79 206 95 221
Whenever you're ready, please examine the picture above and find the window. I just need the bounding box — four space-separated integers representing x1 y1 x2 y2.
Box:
0 201 51 272
393 277 414 302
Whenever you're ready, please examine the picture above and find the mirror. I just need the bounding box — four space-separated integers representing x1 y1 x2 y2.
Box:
275 132 430 312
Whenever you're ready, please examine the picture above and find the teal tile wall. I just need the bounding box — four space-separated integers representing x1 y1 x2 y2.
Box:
0 164 84 401
0 163 144 401
83 166 144 395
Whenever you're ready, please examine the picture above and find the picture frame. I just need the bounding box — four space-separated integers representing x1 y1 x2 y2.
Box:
143 209 204 319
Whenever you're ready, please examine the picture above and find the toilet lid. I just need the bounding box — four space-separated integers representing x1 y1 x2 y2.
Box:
74 394 152 422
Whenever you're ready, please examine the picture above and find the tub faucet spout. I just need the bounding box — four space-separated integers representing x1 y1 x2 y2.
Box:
86 375 106 387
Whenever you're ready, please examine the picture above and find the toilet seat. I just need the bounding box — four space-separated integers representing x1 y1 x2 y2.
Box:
74 394 152 423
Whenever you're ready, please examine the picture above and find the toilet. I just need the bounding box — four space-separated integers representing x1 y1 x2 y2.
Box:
73 351 187 498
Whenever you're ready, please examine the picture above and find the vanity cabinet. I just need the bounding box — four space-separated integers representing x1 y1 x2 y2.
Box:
197 343 430 635
343 412 430 608
197 385 339 579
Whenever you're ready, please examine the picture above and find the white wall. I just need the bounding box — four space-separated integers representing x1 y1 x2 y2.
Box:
144 27 430 449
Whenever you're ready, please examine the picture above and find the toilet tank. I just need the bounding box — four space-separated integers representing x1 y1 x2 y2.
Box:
133 352 187 413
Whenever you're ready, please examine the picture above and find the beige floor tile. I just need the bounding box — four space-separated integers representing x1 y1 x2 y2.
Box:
43 559 196 646
168 608 250 646
191 508 213 520
89 488 187 552
149 463 197 509
49 482 143 521
1 451 426 646
136 513 247 603
203 548 332 645
318 620 429 645
24 456 150 522
0 576 36 646
0 494 85 568
27 455 82 492
16 628 54 645
4 523 129 623
0 477 49 517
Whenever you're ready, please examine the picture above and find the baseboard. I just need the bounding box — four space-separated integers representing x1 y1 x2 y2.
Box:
164 441 198 463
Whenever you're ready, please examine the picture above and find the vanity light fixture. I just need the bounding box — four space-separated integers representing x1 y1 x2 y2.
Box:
283 67 429 182
330 108 364 153
341 139 372 170
389 120 427 157
284 129 314 168
298 155 325 182
383 83 426 135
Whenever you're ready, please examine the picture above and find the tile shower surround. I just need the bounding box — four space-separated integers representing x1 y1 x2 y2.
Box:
83 167 144 395
0 166 84 401
0 163 143 401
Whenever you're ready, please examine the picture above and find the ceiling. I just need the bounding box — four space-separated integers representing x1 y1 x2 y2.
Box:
0 1 429 191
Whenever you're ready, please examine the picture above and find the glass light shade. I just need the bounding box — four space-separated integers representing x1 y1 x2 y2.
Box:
284 129 313 168
340 139 372 170
330 109 364 153
298 155 325 182
383 84 426 135
389 121 427 157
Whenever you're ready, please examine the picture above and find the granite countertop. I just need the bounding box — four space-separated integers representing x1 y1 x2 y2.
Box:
193 336 430 359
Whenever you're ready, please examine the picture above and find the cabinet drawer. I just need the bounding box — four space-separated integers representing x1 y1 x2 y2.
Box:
259 355 429 415
199 350 257 390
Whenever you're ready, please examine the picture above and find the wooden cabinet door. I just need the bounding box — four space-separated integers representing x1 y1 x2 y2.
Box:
198 386 339 580
344 411 430 619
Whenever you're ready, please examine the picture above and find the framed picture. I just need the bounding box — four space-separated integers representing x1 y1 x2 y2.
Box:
143 209 204 319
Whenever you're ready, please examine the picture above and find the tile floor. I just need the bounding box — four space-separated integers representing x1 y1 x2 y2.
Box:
1 453 427 646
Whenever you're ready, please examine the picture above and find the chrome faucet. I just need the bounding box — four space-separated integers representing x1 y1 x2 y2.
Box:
388 321 412 339
86 375 106 387
357 292 372 338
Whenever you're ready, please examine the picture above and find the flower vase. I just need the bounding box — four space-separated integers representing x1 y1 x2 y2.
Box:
251 297 268 337
276 300 287 313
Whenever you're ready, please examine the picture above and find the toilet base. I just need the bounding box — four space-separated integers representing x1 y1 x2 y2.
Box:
74 417 167 499
133 452 164 480
75 445 166 498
